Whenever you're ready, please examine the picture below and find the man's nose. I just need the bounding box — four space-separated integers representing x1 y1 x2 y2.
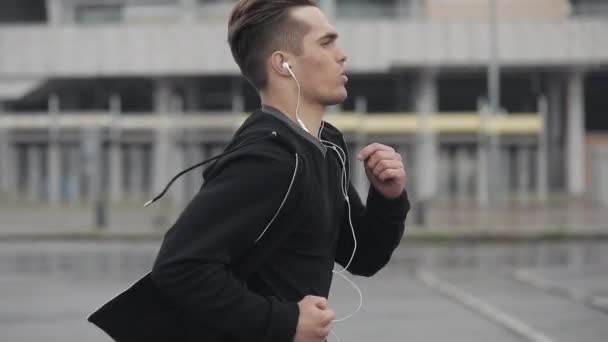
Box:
337 48 348 64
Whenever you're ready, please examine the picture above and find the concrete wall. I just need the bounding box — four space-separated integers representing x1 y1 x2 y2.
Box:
426 0 571 20
1 19 606 78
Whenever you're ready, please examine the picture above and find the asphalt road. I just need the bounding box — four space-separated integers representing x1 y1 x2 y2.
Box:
1 241 607 342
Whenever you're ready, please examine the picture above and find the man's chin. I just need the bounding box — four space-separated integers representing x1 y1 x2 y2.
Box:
322 90 348 106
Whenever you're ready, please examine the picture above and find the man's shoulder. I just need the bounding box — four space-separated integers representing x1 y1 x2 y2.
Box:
201 115 300 181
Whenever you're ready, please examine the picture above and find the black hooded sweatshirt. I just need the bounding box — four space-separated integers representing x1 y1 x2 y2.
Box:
89 106 409 342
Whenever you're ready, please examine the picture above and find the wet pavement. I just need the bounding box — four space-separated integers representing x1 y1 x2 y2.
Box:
1 240 607 342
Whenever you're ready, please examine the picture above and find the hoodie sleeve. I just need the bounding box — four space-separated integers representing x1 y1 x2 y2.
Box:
335 183 410 277
150 143 300 342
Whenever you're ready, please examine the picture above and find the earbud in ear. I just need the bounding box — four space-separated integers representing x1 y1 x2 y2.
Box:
282 62 291 71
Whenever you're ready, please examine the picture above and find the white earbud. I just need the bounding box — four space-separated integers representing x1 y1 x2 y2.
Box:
282 61 290 71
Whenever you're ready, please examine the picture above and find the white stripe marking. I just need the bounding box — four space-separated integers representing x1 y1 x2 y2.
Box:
416 269 557 342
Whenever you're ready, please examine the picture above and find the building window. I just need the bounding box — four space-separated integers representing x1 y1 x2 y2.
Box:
0 0 47 24
198 0 236 4
75 4 123 24
128 0 178 5
571 0 608 17
336 0 402 18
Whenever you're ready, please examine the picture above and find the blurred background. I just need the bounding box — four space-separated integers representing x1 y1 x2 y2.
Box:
0 0 607 341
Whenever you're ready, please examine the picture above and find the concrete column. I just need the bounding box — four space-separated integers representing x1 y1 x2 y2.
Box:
183 142 198 200
354 96 369 199
488 117 503 205
47 94 61 204
126 145 136 199
154 79 173 115
0 100 6 194
566 70 586 195
108 144 123 200
82 128 108 228
476 141 489 206
414 69 439 202
517 146 531 200
547 75 564 190
109 94 123 202
59 146 68 202
501 147 511 195
455 146 472 201
47 143 61 204
152 79 173 204
537 96 549 199
27 146 42 202
477 100 490 207
0 129 7 196
171 94 186 208
128 145 145 200
82 128 102 203
45 0 64 25
197 143 208 188
438 148 451 197
591 146 608 206
172 142 187 207
0 128 15 198
67 145 82 203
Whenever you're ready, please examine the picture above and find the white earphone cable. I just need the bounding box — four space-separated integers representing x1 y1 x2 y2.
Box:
321 141 364 325
285 64 362 339
284 64 308 133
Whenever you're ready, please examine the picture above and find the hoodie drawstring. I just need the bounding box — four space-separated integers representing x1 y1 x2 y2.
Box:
144 131 278 208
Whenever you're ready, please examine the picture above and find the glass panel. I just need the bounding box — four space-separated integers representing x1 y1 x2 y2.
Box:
336 0 402 18
571 0 608 16
198 0 236 4
127 0 177 5
74 5 123 24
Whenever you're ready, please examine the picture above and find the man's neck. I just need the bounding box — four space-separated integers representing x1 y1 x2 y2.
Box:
260 93 324 138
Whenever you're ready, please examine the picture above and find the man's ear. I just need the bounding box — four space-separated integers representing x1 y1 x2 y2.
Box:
270 51 291 76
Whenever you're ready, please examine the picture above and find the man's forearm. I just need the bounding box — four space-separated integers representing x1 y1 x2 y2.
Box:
335 186 409 276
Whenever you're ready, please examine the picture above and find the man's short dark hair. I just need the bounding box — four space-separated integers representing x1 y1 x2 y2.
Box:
228 0 317 90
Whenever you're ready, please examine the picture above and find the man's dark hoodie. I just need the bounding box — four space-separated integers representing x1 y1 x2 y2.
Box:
88 106 410 342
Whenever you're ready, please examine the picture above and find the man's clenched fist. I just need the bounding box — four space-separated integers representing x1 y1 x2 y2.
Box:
293 295 335 342
358 143 406 199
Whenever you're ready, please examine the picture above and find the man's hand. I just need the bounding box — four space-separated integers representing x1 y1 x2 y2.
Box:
294 295 335 342
357 143 406 199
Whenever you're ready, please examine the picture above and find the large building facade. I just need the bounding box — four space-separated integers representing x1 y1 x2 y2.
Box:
0 0 607 208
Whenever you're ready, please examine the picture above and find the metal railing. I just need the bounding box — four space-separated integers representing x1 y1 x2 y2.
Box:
0 111 545 210
0 112 542 135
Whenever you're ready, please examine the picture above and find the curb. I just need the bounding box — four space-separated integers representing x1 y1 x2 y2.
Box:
2 229 608 242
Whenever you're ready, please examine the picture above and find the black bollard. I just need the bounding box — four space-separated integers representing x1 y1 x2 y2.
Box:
95 200 107 229
415 200 427 227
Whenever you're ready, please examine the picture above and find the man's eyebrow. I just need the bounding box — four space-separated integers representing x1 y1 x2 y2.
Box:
317 32 338 42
